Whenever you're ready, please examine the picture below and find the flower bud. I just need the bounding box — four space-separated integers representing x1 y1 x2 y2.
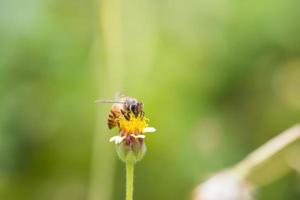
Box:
116 136 147 163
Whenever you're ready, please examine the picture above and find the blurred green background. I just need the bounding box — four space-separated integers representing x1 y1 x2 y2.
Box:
1 0 300 199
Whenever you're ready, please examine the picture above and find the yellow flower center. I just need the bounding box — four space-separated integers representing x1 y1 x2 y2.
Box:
118 113 148 135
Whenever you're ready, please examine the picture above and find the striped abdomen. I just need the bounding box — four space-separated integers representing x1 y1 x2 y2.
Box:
107 108 121 129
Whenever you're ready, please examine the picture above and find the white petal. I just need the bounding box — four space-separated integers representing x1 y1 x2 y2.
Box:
109 136 119 142
143 127 156 133
131 134 146 139
109 136 125 144
117 136 126 144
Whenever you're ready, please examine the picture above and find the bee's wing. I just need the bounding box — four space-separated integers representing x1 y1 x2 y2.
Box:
95 99 125 104
95 92 127 103
115 92 127 100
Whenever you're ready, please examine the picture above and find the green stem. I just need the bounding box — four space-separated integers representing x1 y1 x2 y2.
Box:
126 158 134 200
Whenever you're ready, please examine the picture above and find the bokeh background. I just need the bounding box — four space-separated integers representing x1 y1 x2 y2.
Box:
1 0 300 199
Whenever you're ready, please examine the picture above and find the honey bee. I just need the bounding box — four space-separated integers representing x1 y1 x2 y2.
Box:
96 94 144 129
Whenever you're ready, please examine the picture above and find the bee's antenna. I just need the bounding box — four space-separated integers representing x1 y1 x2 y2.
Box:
95 99 125 104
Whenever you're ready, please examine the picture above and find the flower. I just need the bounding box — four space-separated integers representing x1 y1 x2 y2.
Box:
108 110 156 162
109 113 156 144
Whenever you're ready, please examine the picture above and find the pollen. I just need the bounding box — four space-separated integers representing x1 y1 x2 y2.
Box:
118 113 148 135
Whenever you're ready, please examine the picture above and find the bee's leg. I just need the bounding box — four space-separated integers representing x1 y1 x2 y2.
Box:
121 109 130 120
140 111 145 119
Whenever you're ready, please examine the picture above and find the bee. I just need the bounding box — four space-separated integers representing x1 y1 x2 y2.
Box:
96 94 144 129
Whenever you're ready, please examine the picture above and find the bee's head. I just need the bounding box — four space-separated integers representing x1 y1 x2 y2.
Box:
129 102 143 117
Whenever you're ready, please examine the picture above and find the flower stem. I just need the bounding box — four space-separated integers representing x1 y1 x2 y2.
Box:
126 158 134 200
